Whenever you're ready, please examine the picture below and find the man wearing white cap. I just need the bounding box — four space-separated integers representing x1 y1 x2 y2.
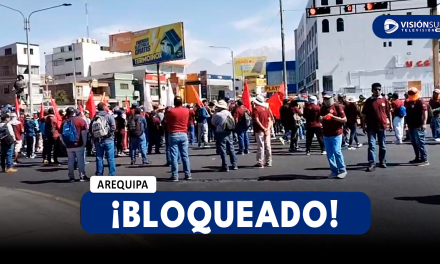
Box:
429 88 440 141
251 94 272 168
211 100 238 171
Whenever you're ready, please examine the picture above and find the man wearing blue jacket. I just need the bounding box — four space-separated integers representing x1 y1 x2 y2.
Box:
195 102 210 148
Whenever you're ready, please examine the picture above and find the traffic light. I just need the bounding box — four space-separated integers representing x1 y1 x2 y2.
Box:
308 7 330 16
365 2 388 10
344 5 353 12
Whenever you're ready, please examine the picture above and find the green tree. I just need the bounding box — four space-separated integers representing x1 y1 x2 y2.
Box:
55 90 69 105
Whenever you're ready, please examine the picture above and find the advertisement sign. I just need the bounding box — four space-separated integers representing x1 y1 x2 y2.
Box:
392 82 407 93
131 22 185 67
407 80 422 92
200 71 207 99
109 32 132 52
265 85 280 93
234 56 267 77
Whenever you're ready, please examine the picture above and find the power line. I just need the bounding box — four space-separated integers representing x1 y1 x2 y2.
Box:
248 11 280 49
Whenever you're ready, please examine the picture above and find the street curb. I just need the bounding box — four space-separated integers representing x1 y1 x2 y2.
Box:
2 187 157 250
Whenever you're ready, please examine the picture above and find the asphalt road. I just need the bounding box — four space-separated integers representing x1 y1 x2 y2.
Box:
1 132 439 251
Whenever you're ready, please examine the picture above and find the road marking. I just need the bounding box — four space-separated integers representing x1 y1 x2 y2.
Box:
9 187 157 250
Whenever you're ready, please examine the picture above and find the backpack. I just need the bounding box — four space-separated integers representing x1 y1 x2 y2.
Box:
128 115 143 137
0 123 14 146
397 106 406 118
224 113 236 131
92 115 109 139
244 110 252 127
61 119 78 144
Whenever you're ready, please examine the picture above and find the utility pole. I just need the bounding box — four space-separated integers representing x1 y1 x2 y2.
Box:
279 0 288 96
73 43 77 108
85 0 90 38
157 63 161 104
431 7 439 86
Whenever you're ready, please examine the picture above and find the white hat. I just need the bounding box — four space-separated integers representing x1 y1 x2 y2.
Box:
253 94 267 107
347 96 356 102
215 100 228 109
434 89 440 94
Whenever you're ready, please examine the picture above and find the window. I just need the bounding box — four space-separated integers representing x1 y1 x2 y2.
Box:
0 66 13 76
75 57 81 60
3 85 10 94
66 73 73 76
55 75 65 80
151 86 159 96
389 41 392 47
54 60 64 66
76 72 82 75
61 47 65 52
383 42 387 47
4 48 12 56
65 58 72 62
322 19 329 33
31 66 39 75
17 65 28 74
30 49 33 55
323 75 333 91
336 0 343 4
337 18 344 32
23 48 27 54
407 40 412 45
407 12 412 15
68 46 72 51
321 0 328 5
120 83 129 89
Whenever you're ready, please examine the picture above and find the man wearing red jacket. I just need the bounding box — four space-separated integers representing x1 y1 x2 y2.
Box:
44 108 61 165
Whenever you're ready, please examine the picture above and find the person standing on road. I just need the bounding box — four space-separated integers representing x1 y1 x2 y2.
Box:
127 107 149 165
165 96 191 181
60 107 89 182
0 114 17 173
304 95 325 155
233 99 251 155
195 101 210 148
428 89 440 141
344 96 362 150
187 104 196 145
211 100 238 172
279 99 291 145
252 95 272 168
390 93 405 144
288 99 303 152
406 87 429 166
362 83 393 172
24 114 38 159
319 92 347 179
44 108 61 166
90 102 116 176
9 113 23 164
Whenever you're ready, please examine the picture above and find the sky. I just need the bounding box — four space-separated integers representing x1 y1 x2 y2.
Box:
0 0 306 71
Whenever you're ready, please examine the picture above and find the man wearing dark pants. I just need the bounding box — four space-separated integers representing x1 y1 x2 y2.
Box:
303 96 325 155
406 87 429 166
233 99 250 155
362 83 393 172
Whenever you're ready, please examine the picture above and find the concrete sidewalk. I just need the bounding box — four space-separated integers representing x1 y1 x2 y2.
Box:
0 187 153 252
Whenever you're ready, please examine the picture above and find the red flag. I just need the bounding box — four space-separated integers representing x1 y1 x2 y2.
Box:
278 82 286 101
39 103 44 119
15 95 20 116
78 103 84 116
50 97 62 127
242 80 252 113
267 93 283 119
125 96 130 114
86 90 96 119
191 85 203 107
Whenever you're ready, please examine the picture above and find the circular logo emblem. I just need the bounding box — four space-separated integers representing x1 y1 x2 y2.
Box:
384 19 399 34
382 103 385 106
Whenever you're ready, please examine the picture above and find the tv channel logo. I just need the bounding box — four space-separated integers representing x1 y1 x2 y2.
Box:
384 19 399 34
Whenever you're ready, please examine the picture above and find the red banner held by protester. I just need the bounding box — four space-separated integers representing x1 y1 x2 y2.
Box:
39 103 44 119
267 93 283 119
242 80 252 113
86 90 96 119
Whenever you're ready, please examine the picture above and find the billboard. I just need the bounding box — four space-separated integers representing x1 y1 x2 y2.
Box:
200 71 207 99
109 32 132 52
131 22 185 67
234 56 267 77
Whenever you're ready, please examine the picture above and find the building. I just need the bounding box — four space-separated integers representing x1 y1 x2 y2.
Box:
266 61 296 93
0 42 42 107
294 0 434 98
185 73 233 103
44 38 127 84
91 55 187 105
